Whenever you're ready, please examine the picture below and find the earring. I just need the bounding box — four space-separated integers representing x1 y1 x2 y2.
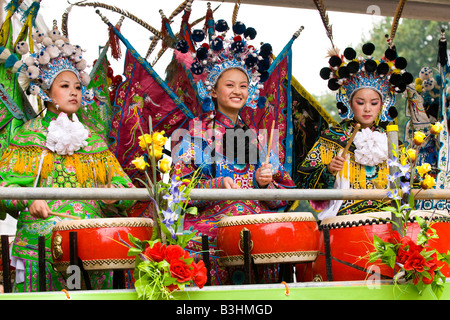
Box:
55 104 59 110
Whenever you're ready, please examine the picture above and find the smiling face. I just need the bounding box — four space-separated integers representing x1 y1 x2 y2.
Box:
46 70 82 116
350 88 383 128
211 68 249 122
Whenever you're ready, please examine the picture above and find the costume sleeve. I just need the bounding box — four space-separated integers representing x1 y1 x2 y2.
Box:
296 138 337 190
0 175 34 220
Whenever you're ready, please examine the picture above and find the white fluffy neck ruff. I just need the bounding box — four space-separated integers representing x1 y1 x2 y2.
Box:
46 112 89 155
353 127 388 167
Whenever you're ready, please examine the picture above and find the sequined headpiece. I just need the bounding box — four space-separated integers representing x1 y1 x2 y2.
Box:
176 18 272 111
0 20 92 106
320 43 413 122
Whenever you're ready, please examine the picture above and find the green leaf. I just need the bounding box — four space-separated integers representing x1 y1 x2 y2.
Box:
128 233 145 251
127 247 144 257
184 206 198 216
416 232 428 246
431 281 445 300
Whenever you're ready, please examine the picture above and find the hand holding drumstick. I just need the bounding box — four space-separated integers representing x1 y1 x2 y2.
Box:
102 170 118 205
327 123 360 175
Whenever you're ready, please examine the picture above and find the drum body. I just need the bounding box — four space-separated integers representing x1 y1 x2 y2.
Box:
51 217 153 272
297 210 450 282
216 212 319 267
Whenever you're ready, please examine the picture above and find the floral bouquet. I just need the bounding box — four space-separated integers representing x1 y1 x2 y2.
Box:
369 122 450 298
119 118 206 299
121 235 207 300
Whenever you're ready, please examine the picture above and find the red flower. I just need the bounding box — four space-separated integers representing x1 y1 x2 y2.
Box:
422 271 435 285
400 236 422 252
144 241 166 262
192 260 208 289
169 259 194 283
425 251 439 272
166 284 180 293
165 245 186 263
396 236 424 265
388 230 401 245
404 251 426 273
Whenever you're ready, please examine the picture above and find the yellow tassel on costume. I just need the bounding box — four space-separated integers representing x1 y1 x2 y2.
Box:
0 145 126 187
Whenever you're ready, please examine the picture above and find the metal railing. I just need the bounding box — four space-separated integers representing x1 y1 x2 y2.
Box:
0 187 448 201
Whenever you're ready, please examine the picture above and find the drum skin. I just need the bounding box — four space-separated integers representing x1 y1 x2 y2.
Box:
51 217 153 271
216 212 320 267
296 211 450 282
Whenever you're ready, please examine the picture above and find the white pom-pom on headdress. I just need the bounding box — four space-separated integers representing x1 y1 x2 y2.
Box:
15 41 29 55
25 65 40 79
24 56 36 66
37 50 50 65
11 61 23 73
47 44 60 59
31 30 44 43
54 39 65 48
75 59 87 71
0 48 11 63
60 43 74 57
79 71 90 86
42 37 53 47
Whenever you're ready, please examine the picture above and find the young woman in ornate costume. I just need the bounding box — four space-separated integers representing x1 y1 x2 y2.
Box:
297 43 413 219
0 24 135 292
172 19 295 285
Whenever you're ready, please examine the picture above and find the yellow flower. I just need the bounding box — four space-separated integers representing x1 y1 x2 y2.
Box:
413 131 426 146
158 158 170 173
406 149 417 162
149 145 163 160
132 156 148 171
417 163 431 177
421 174 436 190
138 134 153 151
430 122 443 135
152 131 167 147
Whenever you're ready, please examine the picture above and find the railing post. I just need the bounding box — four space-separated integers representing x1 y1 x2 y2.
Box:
1 235 12 293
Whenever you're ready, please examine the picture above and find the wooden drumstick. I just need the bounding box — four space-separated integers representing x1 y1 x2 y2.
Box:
107 169 112 188
49 212 81 220
265 120 276 165
342 123 361 158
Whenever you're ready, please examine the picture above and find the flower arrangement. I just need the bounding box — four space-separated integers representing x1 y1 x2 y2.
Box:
369 122 450 298
122 235 207 300
118 118 206 299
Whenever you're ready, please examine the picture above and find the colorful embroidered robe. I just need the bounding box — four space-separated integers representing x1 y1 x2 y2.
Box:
172 110 295 285
0 110 135 292
297 120 389 216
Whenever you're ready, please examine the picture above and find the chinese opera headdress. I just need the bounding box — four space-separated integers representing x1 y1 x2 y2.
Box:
319 42 413 122
174 6 273 112
314 0 413 123
0 19 93 107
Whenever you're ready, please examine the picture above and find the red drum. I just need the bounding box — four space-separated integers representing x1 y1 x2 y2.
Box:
216 212 319 267
297 210 450 282
297 212 395 282
51 217 153 272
